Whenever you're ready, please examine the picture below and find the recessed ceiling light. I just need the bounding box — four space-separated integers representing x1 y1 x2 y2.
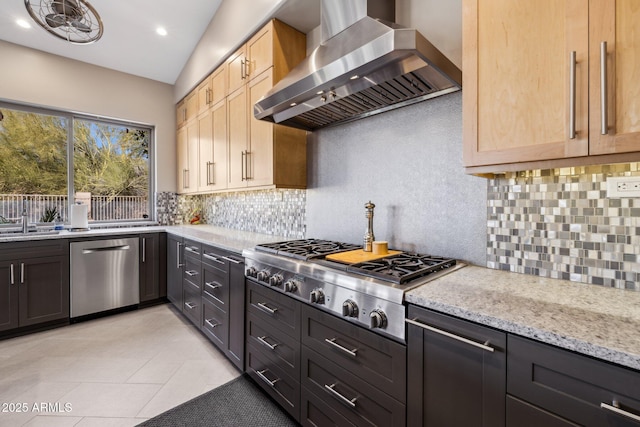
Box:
16 19 31 29
156 27 168 36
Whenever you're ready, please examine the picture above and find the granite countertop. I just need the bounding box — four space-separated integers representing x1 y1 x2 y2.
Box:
164 225 288 254
0 223 289 255
405 265 640 371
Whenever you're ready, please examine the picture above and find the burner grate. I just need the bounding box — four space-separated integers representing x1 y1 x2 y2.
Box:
347 253 456 284
255 239 361 260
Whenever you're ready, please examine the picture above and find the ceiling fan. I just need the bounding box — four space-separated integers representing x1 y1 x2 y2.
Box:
24 0 104 44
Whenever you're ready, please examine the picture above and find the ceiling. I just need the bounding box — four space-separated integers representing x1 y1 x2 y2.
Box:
0 0 320 85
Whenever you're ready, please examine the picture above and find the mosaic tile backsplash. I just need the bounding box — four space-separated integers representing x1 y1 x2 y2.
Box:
487 163 640 291
156 189 306 238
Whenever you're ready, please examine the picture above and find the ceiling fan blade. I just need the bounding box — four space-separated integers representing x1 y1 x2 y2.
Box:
45 13 67 28
52 0 82 18
71 20 92 33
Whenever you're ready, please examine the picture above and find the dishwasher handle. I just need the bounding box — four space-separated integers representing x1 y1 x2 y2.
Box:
82 245 131 254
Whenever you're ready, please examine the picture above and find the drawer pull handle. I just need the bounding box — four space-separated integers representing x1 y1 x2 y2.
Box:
254 302 278 315
185 270 198 277
205 281 222 289
405 318 495 353
255 369 279 387
203 253 225 264
257 336 279 350
185 302 196 310
205 319 221 329
185 246 199 254
324 383 357 408
203 290 224 305
324 338 357 357
222 256 243 264
601 401 640 423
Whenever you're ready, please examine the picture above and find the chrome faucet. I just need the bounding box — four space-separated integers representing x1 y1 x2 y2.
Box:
21 198 28 233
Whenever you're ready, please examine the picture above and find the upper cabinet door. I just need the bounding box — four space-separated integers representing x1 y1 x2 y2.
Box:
463 0 589 168
589 0 640 155
247 22 274 81
227 46 248 95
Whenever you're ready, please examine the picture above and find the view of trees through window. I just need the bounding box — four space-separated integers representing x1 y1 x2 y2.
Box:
0 103 151 224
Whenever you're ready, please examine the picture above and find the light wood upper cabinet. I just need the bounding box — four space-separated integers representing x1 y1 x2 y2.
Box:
589 0 640 155
177 120 198 194
463 0 589 169
197 64 227 115
227 85 249 189
198 100 228 192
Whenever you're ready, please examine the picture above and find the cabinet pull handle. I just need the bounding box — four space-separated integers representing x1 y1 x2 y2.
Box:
20 263 24 284
185 270 198 277
244 58 250 79
203 290 224 305
203 253 225 264
601 401 640 423
10 263 14 285
241 151 246 181
206 161 215 186
257 336 279 350
176 242 184 269
205 281 222 289
569 50 577 139
185 302 196 309
405 318 495 353
142 237 146 263
205 319 221 329
245 151 252 180
324 383 357 408
600 41 608 135
240 59 246 80
221 256 243 264
185 246 199 254
254 302 278 315
324 338 357 357
255 369 279 387
182 169 188 189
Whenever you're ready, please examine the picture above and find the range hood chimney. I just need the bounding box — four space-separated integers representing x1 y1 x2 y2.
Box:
254 0 462 131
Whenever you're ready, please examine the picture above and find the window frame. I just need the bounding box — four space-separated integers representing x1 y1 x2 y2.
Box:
0 99 156 224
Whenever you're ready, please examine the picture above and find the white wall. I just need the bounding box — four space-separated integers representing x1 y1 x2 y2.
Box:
174 0 288 102
0 40 176 192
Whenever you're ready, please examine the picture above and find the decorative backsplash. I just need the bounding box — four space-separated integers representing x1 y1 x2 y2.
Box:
156 189 306 238
487 163 640 291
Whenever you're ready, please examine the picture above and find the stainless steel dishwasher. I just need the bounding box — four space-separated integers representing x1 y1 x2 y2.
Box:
70 237 139 318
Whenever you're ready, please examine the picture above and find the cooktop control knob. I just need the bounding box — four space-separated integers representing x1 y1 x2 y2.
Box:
246 266 258 278
256 270 270 282
310 289 325 304
370 309 388 329
268 274 284 287
342 299 359 318
283 279 298 293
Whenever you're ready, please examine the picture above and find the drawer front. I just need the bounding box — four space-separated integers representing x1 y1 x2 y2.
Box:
246 280 300 337
301 346 406 427
183 257 201 291
201 245 229 273
246 344 300 422
507 396 579 427
202 298 227 348
202 264 228 308
508 335 640 426
182 286 201 326
301 387 356 427
302 305 406 403
246 312 300 381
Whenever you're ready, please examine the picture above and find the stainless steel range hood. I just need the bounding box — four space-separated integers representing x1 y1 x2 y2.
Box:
255 0 462 131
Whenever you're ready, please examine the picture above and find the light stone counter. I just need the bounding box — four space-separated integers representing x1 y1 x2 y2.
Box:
405 265 640 371
163 225 288 254
0 224 289 255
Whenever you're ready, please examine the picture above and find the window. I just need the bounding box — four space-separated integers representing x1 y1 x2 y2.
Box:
0 101 153 224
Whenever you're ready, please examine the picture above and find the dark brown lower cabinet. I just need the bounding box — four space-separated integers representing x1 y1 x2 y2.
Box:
166 234 184 309
507 335 640 427
406 305 506 427
0 240 69 334
139 233 166 304
506 396 579 427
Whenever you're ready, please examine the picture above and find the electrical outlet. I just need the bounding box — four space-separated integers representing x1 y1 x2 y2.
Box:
606 176 640 198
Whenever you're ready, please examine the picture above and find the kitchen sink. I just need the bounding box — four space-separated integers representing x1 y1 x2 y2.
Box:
0 229 62 238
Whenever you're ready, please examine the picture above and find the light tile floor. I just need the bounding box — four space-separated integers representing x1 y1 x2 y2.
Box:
0 304 241 426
